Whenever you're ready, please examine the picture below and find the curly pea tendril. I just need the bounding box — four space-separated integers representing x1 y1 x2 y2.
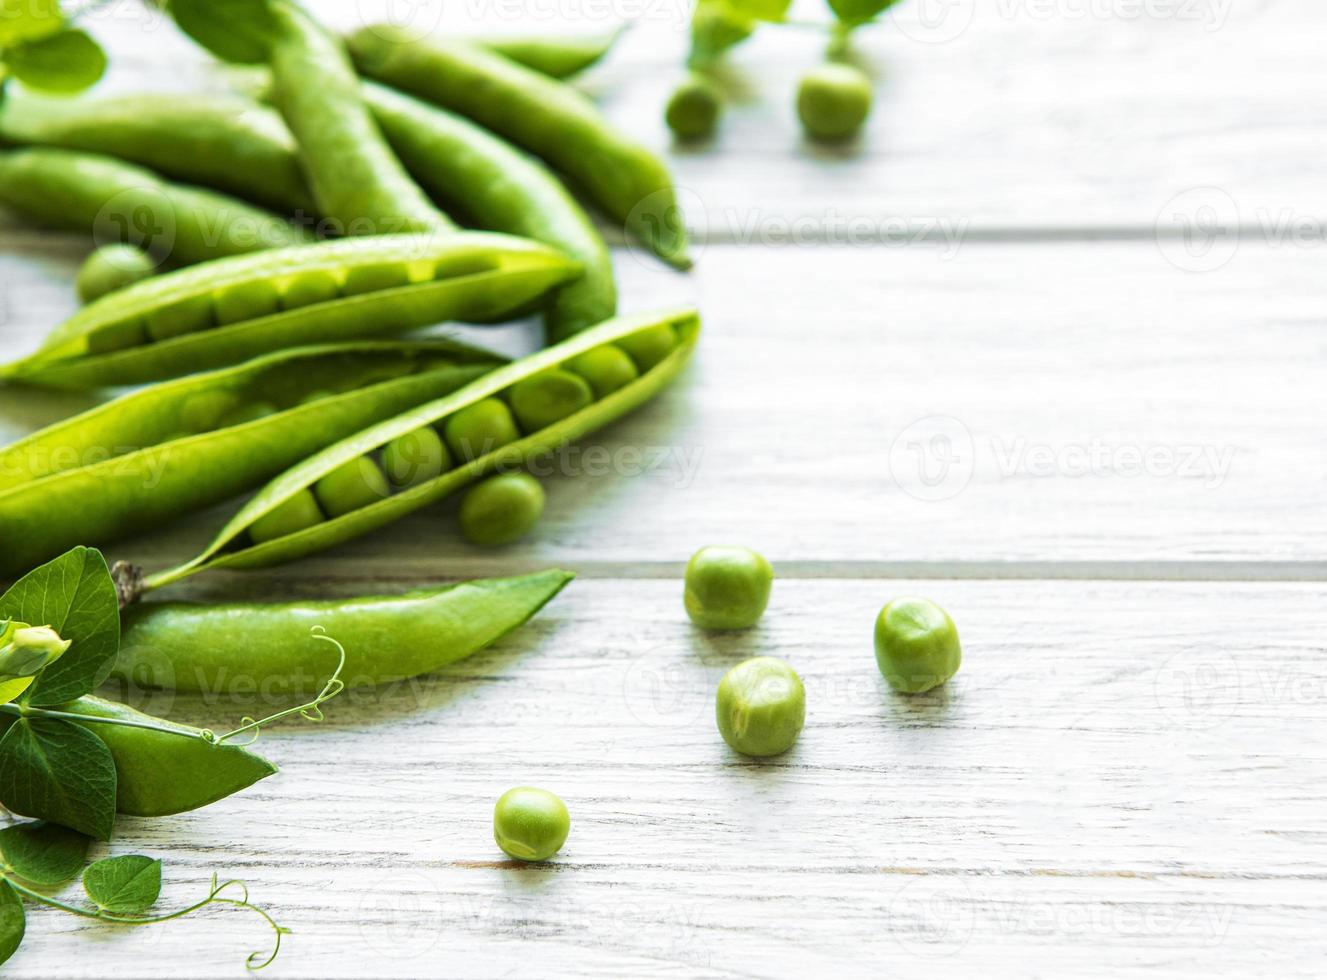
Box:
1 872 290 970
0 628 347 969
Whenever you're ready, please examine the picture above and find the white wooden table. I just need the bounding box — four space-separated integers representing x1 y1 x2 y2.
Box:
2 1 1325 976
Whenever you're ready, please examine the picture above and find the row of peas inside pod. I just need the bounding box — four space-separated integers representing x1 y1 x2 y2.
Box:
248 322 679 548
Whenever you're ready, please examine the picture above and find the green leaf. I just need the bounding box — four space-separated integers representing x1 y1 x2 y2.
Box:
5 29 106 93
167 0 280 64
0 547 119 706
0 821 92 886
0 881 23 966
726 0 792 21
0 718 117 841
0 0 63 48
690 0 756 66
826 0 902 26
83 855 161 914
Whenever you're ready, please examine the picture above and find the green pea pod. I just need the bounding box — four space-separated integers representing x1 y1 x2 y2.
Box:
0 341 500 576
61 697 276 817
267 2 451 236
0 148 312 268
142 309 699 590
363 83 615 342
0 91 316 215
346 27 692 271
0 86 614 339
113 571 572 695
0 232 579 389
0 698 275 817
479 26 624 79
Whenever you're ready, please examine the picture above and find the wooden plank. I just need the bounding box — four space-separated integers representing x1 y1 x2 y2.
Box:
5 239 1318 576
5 577 1324 977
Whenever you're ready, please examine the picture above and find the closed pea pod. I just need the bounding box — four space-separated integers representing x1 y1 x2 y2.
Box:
0 90 316 214
0 232 578 390
478 27 623 79
112 571 573 695
0 698 275 818
126 309 700 597
0 147 312 267
0 340 501 576
266 3 451 236
362 83 616 342
346 27 692 270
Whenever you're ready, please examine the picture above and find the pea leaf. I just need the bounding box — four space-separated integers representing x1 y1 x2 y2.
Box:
726 0 792 21
83 855 161 914
4 28 106 93
0 718 117 841
167 0 280 64
0 0 63 48
0 881 23 966
690 0 756 66
0 821 92 886
0 547 119 706
826 0 903 26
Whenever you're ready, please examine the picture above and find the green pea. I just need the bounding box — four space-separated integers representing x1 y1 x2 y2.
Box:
873 597 961 694
684 546 773 630
76 244 156 304
216 400 279 428
715 656 805 758
458 472 545 546
281 269 342 309
665 74 721 140
493 786 570 862
509 369 593 432
565 344 639 399
248 488 324 544
341 261 412 297
796 63 873 142
144 294 213 341
213 279 281 325
617 323 678 372
382 426 451 488
313 456 391 518
443 397 521 462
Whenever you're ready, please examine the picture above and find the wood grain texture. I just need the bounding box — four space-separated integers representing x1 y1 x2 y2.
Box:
5 579 1326 978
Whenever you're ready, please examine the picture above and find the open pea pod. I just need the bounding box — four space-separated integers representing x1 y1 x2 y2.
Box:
0 340 501 576
142 309 699 592
0 232 578 390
